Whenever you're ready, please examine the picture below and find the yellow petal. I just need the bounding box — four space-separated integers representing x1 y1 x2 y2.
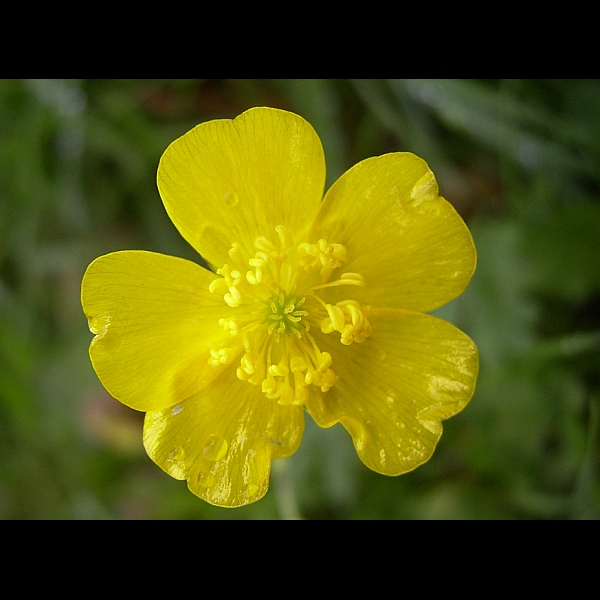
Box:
157 107 326 268
305 309 478 475
143 364 305 507
310 153 476 312
81 251 233 411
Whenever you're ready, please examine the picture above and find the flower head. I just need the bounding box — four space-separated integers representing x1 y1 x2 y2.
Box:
81 107 478 507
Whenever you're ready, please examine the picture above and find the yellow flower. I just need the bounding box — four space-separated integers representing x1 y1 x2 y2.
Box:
81 107 478 508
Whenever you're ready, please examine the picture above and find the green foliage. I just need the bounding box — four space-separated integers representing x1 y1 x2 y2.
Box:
1 79 599 519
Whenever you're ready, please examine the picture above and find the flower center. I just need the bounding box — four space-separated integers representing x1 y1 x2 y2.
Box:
207 225 372 405
264 291 308 341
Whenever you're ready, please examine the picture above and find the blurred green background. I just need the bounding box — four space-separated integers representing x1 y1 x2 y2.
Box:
1 79 599 519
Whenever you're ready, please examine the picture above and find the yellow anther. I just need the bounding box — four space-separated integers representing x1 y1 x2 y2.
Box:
218 316 241 336
320 319 334 334
240 352 255 375
317 351 333 372
261 374 277 396
246 267 263 285
275 224 293 250
208 343 240 368
224 285 242 307
297 238 348 277
209 348 229 366
340 324 356 346
321 304 345 333
304 364 335 391
331 243 347 260
208 350 221 367
209 278 227 294
319 240 347 266
339 305 372 344
212 261 249 306
216 264 239 286
268 362 289 377
297 241 316 257
319 300 373 345
228 242 244 264
346 303 361 325
304 369 317 386
320 368 337 392
236 366 252 381
249 255 267 268
340 272 365 286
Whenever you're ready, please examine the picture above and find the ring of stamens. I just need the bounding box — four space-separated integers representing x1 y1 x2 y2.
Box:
208 225 372 405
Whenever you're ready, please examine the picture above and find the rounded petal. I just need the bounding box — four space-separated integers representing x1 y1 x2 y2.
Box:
305 309 478 475
143 364 305 507
157 107 326 268
310 153 476 312
81 251 233 412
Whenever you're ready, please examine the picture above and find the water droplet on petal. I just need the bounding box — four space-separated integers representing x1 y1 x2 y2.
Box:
197 471 216 488
224 191 239 206
420 419 442 435
203 435 228 461
242 449 261 499
88 315 111 336
166 446 186 478
379 448 387 466
410 171 437 203
171 404 183 415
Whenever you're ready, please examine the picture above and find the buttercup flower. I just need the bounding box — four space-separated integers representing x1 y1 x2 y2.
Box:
81 107 478 507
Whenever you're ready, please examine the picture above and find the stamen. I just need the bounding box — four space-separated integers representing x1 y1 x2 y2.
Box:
209 278 227 294
228 242 244 264
275 224 293 250
309 272 365 292
297 239 348 278
224 286 242 307
246 269 262 285
316 298 372 345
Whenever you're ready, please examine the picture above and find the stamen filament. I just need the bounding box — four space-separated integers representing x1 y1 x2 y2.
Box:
309 272 365 292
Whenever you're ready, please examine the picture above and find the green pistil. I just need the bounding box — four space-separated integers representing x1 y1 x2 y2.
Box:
264 291 309 340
